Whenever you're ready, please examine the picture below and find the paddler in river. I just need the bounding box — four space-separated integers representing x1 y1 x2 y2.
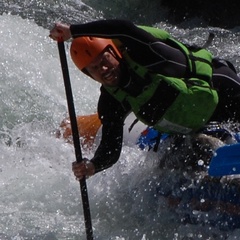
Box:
49 19 240 180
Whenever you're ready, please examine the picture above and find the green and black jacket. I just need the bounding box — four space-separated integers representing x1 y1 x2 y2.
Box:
70 19 218 173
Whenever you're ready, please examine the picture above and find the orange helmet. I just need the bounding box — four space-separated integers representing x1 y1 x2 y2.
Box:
70 37 122 70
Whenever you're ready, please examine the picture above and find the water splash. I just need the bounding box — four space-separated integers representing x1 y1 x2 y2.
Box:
1 7 240 240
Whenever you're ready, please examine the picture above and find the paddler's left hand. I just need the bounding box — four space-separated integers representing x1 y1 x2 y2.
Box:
72 159 95 180
49 22 71 41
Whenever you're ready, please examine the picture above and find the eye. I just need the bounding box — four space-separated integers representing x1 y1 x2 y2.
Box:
101 53 111 65
87 65 98 74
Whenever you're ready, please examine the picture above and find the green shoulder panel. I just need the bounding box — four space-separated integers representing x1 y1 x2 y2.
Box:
107 26 218 134
137 25 171 40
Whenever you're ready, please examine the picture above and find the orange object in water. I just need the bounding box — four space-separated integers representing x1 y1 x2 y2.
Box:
58 113 102 149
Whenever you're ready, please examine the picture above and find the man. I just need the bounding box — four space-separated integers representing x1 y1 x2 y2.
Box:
49 19 240 180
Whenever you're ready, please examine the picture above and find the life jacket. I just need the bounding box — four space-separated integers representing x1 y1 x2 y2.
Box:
105 27 219 134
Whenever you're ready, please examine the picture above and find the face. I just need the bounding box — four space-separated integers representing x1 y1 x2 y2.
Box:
85 50 121 87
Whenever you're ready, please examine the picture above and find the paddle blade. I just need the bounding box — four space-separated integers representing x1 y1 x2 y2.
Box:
208 143 240 177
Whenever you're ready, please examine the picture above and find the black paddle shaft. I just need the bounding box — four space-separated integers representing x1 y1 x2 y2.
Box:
57 41 94 240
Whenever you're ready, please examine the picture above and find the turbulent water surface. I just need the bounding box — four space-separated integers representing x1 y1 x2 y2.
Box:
1 1 240 239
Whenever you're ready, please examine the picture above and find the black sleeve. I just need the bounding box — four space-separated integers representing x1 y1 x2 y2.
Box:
90 87 131 173
70 19 156 45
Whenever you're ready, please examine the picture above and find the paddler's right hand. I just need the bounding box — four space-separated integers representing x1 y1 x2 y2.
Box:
49 22 71 42
72 158 95 180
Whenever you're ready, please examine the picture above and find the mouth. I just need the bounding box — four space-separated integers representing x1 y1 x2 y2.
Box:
103 71 114 81
103 68 118 84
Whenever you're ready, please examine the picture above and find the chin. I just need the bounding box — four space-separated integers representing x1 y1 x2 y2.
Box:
104 78 119 87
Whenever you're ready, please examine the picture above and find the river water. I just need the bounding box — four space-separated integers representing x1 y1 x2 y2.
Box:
1 0 240 239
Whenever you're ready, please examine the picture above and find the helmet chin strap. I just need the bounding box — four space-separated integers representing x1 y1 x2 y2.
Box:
108 45 122 62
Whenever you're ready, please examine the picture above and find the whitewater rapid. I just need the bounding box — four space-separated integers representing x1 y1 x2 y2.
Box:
1 7 240 240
